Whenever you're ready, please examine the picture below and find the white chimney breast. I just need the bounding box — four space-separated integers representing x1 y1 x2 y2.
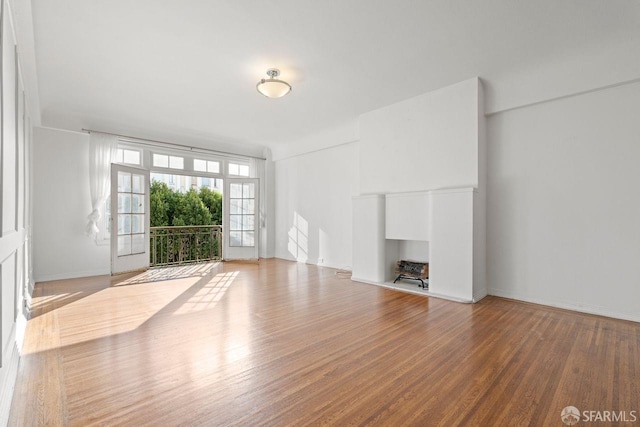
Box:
385 192 430 241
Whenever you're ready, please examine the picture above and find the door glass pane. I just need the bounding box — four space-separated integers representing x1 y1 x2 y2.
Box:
118 172 131 192
230 215 241 231
230 199 242 214
118 215 131 234
243 216 254 231
243 199 254 215
229 231 242 247
132 174 144 193
118 235 131 256
131 215 144 233
194 159 207 171
131 194 144 213
243 231 255 247
243 183 255 198
118 194 131 213
230 183 242 198
132 234 145 254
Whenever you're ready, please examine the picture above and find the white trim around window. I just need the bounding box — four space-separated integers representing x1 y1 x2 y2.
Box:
96 140 256 245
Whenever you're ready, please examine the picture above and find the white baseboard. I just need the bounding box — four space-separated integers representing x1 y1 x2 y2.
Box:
27 278 35 297
274 255 350 272
0 331 20 426
350 276 378 286
489 287 640 323
34 268 111 283
274 254 296 263
307 260 350 271
15 311 29 355
473 289 488 303
351 277 474 303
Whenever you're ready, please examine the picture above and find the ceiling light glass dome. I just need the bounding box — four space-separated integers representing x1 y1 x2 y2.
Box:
256 68 292 98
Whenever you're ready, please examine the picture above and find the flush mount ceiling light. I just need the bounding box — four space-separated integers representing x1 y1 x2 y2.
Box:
256 68 292 98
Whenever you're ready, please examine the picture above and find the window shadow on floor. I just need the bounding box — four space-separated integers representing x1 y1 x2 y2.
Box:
112 262 220 286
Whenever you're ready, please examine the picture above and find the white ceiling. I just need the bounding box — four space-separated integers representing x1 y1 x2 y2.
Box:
30 0 639 152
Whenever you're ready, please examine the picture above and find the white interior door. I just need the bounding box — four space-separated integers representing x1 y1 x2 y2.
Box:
223 178 260 260
111 164 150 274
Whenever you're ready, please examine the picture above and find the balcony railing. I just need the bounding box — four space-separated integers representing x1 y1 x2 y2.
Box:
150 225 222 267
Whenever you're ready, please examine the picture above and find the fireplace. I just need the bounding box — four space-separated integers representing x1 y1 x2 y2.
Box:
352 187 486 303
394 260 429 289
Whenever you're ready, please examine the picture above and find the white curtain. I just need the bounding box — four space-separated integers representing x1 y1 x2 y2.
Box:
85 132 118 238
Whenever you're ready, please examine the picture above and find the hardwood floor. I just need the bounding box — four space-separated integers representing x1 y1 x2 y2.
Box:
9 259 639 426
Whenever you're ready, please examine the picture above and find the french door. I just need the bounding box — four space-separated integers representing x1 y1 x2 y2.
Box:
111 164 150 274
223 178 260 260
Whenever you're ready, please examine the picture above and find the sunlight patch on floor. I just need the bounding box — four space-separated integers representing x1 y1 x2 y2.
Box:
23 264 235 354
224 337 251 363
23 279 201 354
113 262 220 286
172 271 239 316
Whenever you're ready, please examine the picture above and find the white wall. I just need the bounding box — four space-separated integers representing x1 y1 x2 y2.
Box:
1 3 16 235
33 127 110 281
274 143 357 269
487 80 640 322
359 78 480 194
351 195 385 283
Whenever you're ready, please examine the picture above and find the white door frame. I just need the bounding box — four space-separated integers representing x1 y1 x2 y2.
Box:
111 164 150 274
223 178 260 260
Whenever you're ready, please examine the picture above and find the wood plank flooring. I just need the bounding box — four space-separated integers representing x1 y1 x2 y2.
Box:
9 259 640 426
